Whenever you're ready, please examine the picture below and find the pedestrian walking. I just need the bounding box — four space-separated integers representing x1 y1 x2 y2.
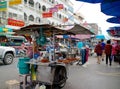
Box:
105 40 112 66
111 41 117 61
101 39 106 61
94 41 102 64
114 42 120 65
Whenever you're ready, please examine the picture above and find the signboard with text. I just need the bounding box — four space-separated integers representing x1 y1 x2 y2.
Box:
42 12 52 18
0 1 7 11
8 18 25 27
9 0 22 6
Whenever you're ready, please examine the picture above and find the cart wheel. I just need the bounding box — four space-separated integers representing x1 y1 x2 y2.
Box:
53 66 67 88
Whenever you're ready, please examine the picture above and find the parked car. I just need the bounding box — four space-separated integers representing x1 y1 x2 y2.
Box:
0 46 16 65
0 35 32 56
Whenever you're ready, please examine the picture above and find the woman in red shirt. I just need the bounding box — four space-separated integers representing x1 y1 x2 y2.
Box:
94 41 102 64
105 40 112 66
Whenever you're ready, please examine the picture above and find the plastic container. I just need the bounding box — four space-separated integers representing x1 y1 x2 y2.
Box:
18 57 30 74
39 84 46 89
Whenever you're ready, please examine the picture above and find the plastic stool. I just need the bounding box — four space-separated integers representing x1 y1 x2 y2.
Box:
19 74 31 89
6 80 20 89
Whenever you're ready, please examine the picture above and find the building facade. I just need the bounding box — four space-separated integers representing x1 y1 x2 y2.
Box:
0 0 75 30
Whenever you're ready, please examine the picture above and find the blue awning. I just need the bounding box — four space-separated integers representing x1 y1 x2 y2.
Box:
96 35 105 39
101 0 120 16
106 16 120 24
76 0 103 3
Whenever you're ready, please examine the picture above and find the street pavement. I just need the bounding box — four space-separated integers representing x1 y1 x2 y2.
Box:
0 56 120 89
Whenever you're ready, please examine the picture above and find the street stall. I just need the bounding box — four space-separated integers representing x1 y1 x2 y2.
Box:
107 27 120 64
15 24 80 89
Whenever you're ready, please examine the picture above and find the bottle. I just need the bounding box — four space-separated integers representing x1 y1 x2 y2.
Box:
39 84 46 89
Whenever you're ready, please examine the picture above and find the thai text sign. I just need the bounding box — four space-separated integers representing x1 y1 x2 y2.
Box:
9 0 22 6
55 4 64 10
8 18 25 27
42 12 52 18
49 7 58 13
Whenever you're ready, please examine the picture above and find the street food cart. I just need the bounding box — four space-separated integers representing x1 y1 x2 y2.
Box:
15 24 79 89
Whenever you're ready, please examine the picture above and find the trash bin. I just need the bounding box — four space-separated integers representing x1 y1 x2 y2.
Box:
18 57 30 74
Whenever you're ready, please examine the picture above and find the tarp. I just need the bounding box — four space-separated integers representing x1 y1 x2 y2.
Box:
76 0 103 3
106 16 120 24
101 0 120 16
56 34 91 40
14 24 75 36
95 34 105 39
107 26 120 37
71 34 91 40
67 24 94 35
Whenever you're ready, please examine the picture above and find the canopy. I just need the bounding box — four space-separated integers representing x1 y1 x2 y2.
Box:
71 34 91 40
67 24 94 35
95 34 105 39
110 36 120 40
14 24 75 36
106 16 120 24
76 0 103 3
107 26 120 37
56 35 70 39
101 0 120 16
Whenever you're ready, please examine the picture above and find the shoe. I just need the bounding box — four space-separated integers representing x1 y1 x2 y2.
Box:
97 61 100 64
82 64 87 67
109 64 112 66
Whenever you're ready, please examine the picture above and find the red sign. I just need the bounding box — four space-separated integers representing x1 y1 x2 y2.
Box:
42 12 52 18
8 18 25 27
55 4 64 10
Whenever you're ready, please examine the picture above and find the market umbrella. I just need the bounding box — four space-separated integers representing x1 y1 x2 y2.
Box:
76 0 103 3
106 16 120 24
101 0 120 16
107 26 120 37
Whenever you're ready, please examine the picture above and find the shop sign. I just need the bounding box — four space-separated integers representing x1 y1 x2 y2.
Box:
0 1 7 11
55 4 64 10
8 18 25 27
9 0 22 6
42 12 52 18
49 7 58 13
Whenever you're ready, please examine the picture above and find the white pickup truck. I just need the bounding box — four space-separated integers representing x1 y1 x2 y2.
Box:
0 46 16 65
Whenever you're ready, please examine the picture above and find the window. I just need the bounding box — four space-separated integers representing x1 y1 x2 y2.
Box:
13 13 17 19
24 0 27 4
59 14 61 19
29 0 34 7
8 12 12 18
36 2 41 10
2 11 6 18
42 5 46 12
36 17 40 23
24 13 27 21
29 15 34 21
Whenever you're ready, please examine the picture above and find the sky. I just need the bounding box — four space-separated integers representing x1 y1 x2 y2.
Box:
70 0 120 37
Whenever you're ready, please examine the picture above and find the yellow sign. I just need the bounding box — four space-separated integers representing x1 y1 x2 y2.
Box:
9 0 22 6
